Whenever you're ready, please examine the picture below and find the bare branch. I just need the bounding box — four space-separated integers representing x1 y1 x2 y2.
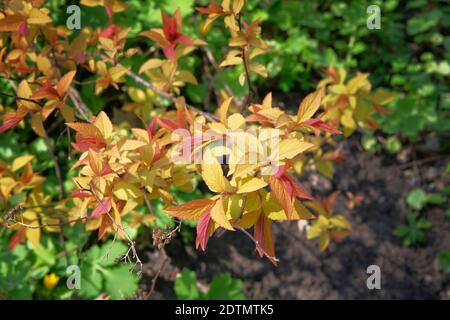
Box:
233 224 279 266
144 248 169 300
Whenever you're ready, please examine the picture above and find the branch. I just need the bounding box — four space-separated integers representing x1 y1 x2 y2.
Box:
201 46 242 107
144 248 169 300
44 136 64 200
88 183 143 276
233 224 279 266
0 91 44 107
67 86 93 123
238 14 253 111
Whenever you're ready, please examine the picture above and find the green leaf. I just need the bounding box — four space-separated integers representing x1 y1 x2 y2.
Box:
174 268 201 300
438 251 450 273
207 273 246 300
103 265 139 299
406 188 428 210
426 193 447 205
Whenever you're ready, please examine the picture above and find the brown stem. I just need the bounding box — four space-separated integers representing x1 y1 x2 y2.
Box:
0 91 44 107
233 224 279 266
238 14 252 111
44 136 64 200
145 248 169 300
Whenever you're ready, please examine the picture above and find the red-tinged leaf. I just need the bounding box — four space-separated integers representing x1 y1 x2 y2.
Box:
373 102 390 116
146 116 158 141
283 174 314 200
254 214 276 262
269 176 295 219
100 165 113 176
162 10 178 41
98 215 110 240
165 199 215 220
323 191 339 212
196 0 223 14
177 34 194 46
9 228 26 252
163 43 176 61
68 190 91 199
0 117 21 133
196 209 213 251
157 117 179 132
324 65 337 82
31 80 60 100
17 21 29 36
91 197 112 218
303 118 342 135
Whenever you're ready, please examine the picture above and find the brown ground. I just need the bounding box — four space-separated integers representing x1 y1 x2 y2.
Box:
136 135 450 300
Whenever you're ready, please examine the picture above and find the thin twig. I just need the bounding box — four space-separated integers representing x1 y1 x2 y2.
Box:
44 136 64 200
238 14 252 111
88 183 143 276
144 248 169 300
233 224 279 266
399 154 449 170
10 216 89 229
67 86 93 123
0 91 44 107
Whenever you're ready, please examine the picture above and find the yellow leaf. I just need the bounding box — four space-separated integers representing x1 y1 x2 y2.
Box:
88 150 103 176
218 97 233 124
57 70 76 97
37 55 52 76
329 215 352 230
172 172 195 188
371 89 395 105
139 59 163 74
176 70 197 85
27 8 52 25
109 66 128 82
59 103 75 121
236 177 267 194
119 139 147 152
262 92 272 109
318 233 330 252
94 111 113 139
201 157 234 193
274 139 314 160
112 181 143 201
26 227 41 248
210 197 234 230
292 201 315 220
297 88 325 123
227 113 246 130
30 113 46 137
80 0 104 7
347 73 369 94
12 155 34 172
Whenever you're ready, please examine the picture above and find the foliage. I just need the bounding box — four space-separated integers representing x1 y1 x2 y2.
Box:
0 0 423 300
175 268 246 300
393 212 432 247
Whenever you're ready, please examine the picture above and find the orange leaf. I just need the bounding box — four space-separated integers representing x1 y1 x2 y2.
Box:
269 176 294 219
165 199 215 220
57 70 76 98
